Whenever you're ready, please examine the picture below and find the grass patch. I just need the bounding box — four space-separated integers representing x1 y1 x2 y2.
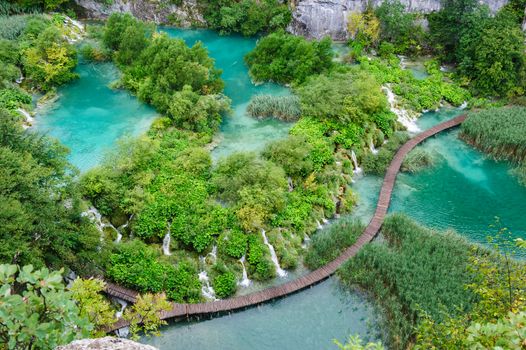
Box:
246 94 301 121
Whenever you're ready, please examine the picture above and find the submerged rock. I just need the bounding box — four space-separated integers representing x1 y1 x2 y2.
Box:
56 337 157 350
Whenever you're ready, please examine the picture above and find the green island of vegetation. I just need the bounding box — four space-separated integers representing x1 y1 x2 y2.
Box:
0 0 526 348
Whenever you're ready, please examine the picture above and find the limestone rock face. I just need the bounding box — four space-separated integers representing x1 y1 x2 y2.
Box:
56 337 157 350
288 0 511 40
74 0 205 27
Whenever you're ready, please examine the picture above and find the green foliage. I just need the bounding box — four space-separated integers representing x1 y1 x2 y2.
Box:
218 228 248 259
289 117 334 170
339 214 480 349
465 311 526 349
304 220 363 269
69 278 116 337
22 25 78 91
247 234 275 280
0 87 31 111
460 107 526 164
0 109 101 274
212 152 287 231
400 147 436 173
123 293 171 341
262 135 313 180
213 271 237 298
374 0 424 55
362 131 409 174
334 335 384 350
79 43 109 62
246 94 301 121
456 10 526 97
244 30 333 84
106 240 201 303
200 0 291 36
0 264 91 349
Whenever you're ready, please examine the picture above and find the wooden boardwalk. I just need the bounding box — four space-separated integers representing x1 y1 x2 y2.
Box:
105 115 467 331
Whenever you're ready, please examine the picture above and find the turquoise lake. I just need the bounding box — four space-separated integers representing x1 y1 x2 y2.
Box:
33 62 157 171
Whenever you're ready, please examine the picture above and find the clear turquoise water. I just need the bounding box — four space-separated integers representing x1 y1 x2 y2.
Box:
352 108 526 243
142 278 381 350
161 28 292 160
33 62 157 171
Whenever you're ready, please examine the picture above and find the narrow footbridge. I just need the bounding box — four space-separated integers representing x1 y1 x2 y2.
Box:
105 115 467 331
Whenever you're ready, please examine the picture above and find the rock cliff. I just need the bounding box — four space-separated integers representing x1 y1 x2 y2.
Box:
74 0 205 27
56 337 157 350
288 0 510 40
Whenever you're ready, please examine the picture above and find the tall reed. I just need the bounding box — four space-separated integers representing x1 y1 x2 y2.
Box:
246 94 301 121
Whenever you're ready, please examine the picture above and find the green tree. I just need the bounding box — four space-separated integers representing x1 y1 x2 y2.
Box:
0 110 101 274
0 264 91 349
70 278 116 337
123 293 172 341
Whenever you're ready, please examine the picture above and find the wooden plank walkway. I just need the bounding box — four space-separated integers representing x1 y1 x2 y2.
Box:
105 115 467 332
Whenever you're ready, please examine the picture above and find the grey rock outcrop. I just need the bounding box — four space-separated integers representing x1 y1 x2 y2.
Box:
56 337 157 350
74 0 205 26
288 0 510 40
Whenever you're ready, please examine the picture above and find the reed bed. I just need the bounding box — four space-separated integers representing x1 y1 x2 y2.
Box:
339 214 481 349
246 94 301 121
460 106 526 164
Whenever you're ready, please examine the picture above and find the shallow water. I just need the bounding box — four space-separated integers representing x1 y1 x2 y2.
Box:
142 278 381 350
33 62 157 171
352 108 526 243
161 28 292 160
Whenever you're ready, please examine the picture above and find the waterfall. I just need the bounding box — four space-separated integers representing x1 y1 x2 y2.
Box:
162 224 171 256
261 229 287 278
302 234 311 248
287 177 294 192
17 108 33 129
82 207 120 244
316 220 323 230
398 55 407 69
369 138 378 155
207 245 217 264
459 101 468 109
238 256 251 287
382 86 420 133
351 151 362 175
115 215 132 244
113 298 129 338
322 218 329 224
198 271 218 300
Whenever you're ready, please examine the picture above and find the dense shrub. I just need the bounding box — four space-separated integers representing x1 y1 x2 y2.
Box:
107 240 201 302
246 94 301 121
262 136 313 180
362 132 409 174
244 30 333 84
218 228 248 259
200 0 291 36
212 272 237 298
304 220 363 269
247 234 275 280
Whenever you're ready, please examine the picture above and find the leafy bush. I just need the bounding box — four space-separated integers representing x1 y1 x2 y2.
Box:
200 0 291 36
247 234 275 280
304 219 363 269
262 135 313 180
218 228 248 259
362 131 409 174
0 87 31 111
246 94 301 121
213 272 237 298
244 30 333 84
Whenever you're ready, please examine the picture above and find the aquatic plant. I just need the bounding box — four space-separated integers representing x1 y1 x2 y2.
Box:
246 94 301 121
401 147 436 173
339 214 481 349
461 106 526 164
305 219 364 269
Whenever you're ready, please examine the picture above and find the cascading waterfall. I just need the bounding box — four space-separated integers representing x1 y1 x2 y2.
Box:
113 297 129 338
261 229 287 278
351 150 362 175
382 86 420 133
369 138 378 155
115 215 133 243
162 224 172 256
198 270 218 300
17 108 33 129
322 218 329 224
82 207 120 244
287 177 294 192
459 101 468 109
207 245 217 264
238 255 251 287
316 220 323 230
398 55 407 69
